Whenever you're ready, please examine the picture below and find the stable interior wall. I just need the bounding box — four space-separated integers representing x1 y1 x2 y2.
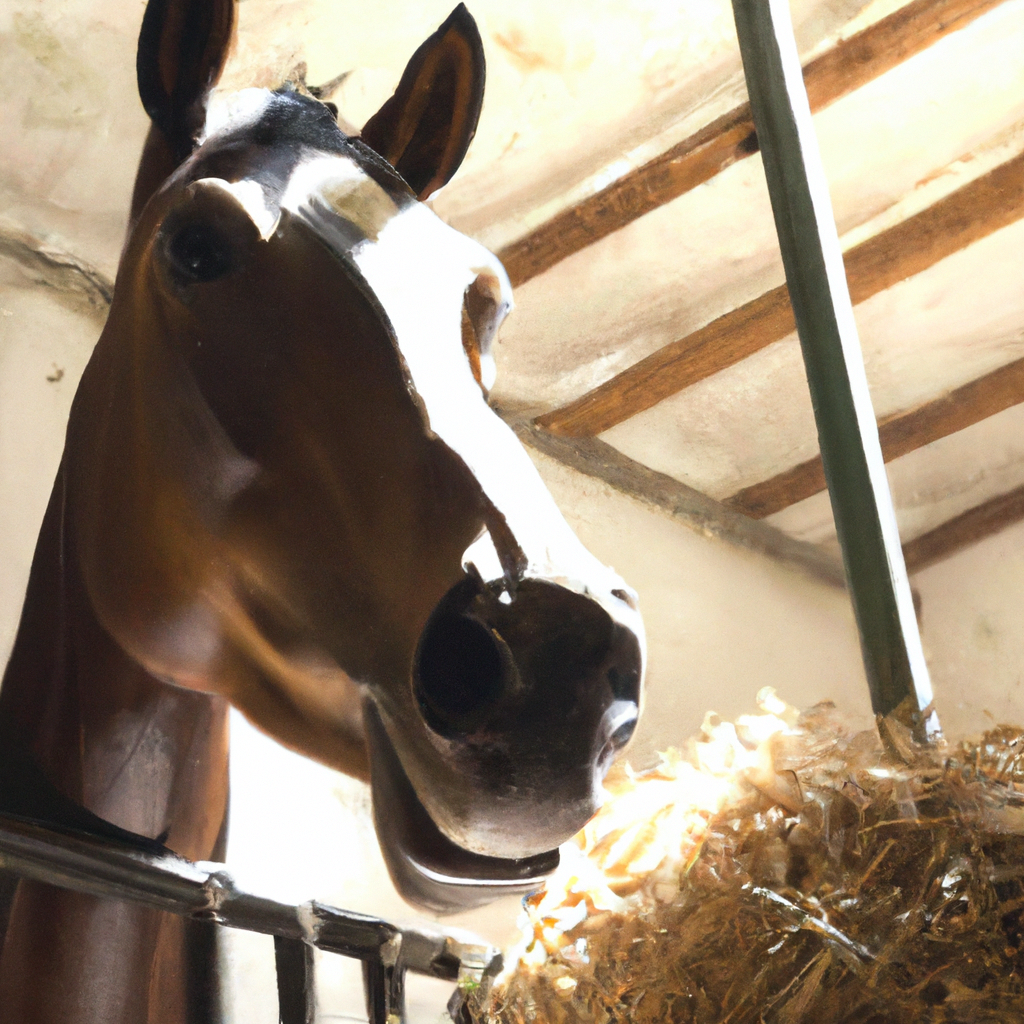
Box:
6 0 1024 1018
913 517 1024 740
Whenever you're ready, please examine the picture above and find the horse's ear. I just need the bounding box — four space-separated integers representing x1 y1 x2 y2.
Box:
131 0 235 219
136 0 236 161
360 5 485 201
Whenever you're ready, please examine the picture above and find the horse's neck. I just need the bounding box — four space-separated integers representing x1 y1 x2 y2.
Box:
0 463 229 860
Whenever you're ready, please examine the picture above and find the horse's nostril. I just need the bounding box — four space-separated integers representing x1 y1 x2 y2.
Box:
415 608 506 737
610 718 636 751
603 699 639 755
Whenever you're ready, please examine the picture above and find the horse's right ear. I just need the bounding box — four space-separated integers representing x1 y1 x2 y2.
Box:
360 5 485 201
137 0 236 162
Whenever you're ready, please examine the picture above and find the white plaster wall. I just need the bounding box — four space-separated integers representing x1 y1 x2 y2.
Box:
0 265 103 664
913 518 1024 740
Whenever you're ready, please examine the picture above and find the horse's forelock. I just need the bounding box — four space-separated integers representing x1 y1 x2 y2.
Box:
200 87 347 154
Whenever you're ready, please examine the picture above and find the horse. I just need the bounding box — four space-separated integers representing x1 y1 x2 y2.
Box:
0 1 645 1020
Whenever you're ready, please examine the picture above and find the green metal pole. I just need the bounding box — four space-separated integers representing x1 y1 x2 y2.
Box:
730 0 937 737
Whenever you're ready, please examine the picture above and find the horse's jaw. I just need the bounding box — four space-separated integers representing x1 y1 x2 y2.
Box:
363 702 559 913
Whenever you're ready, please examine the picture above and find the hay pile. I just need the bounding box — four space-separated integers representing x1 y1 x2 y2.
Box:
454 691 1024 1024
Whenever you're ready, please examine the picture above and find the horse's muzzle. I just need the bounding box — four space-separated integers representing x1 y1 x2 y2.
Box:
414 574 641 749
367 574 643 911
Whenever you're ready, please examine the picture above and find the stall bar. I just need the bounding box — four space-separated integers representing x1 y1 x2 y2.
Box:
731 0 938 739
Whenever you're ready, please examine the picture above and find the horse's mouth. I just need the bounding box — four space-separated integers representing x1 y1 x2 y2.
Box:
363 701 559 913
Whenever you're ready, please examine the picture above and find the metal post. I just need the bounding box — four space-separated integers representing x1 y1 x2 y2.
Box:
363 953 406 1024
730 0 937 737
275 935 316 1024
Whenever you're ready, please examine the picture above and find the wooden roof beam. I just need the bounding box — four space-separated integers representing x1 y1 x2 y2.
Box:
498 0 1007 288
904 483 1024 572
537 149 1024 437
516 413 1024 580
729 355 1024 517
509 419 848 588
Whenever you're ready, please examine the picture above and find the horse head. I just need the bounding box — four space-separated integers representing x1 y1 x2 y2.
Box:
69 0 645 911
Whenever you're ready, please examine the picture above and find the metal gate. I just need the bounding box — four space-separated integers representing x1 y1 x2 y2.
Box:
0 813 500 1024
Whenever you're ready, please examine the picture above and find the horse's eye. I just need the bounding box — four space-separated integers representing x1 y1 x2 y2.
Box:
166 223 234 283
461 273 505 394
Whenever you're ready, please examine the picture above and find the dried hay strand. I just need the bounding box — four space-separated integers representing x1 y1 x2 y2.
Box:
455 690 1024 1024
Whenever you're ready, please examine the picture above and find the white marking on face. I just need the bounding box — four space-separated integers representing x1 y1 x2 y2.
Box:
200 87 275 144
281 154 400 241
348 203 635 618
192 177 280 240
262 148 645 643
462 528 505 586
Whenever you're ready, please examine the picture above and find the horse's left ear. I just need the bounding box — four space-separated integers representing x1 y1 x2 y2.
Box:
360 5 485 200
137 0 237 161
130 0 236 220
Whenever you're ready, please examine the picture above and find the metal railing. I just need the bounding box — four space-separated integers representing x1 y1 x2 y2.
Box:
0 813 501 1024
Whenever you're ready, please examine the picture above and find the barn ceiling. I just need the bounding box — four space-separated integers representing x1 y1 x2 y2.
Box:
3 0 1024 586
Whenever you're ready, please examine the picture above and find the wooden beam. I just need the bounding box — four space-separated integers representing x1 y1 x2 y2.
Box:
498 0 1007 287
537 283 793 435
537 149 1024 436
516 415 1024 582
729 354 1024 517
903 482 1024 572
510 418 847 588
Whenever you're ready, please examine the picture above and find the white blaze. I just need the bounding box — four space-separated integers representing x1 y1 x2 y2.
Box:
183 123 642 635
